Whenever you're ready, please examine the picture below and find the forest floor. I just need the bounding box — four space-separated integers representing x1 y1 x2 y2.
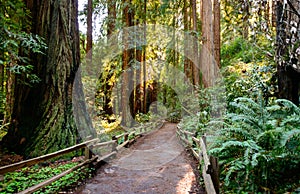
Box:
75 123 205 194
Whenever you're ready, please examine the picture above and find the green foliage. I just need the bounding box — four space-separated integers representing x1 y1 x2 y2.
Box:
223 61 276 106
208 97 300 193
0 0 47 79
135 112 151 123
0 162 94 193
0 0 46 119
0 121 9 140
221 34 277 107
221 38 256 67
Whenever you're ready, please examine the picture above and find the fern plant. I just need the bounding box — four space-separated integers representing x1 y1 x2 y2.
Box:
208 97 300 193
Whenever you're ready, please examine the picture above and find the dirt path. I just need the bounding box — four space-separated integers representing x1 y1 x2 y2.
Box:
76 123 205 194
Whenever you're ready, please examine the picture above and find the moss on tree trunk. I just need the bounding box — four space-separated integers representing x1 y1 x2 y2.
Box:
3 0 94 157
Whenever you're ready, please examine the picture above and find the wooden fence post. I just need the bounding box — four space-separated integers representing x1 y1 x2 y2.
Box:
210 156 220 194
203 134 219 193
85 146 92 160
112 136 117 152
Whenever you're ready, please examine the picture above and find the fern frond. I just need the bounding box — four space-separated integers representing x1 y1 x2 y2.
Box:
227 113 262 131
230 101 257 116
275 99 300 115
280 116 300 127
280 129 300 147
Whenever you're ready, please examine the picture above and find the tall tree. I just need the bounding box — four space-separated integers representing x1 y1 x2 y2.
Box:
276 0 300 105
213 0 221 68
2 0 89 156
183 0 192 83
86 0 93 64
142 0 147 114
101 0 117 117
200 0 215 87
121 0 134 126
191 0 200 85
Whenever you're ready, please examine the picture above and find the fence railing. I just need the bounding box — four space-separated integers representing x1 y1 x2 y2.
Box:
0 121 159 194
177 126 220 194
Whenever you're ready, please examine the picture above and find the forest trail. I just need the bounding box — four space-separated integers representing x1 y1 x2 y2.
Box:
76 123 205 194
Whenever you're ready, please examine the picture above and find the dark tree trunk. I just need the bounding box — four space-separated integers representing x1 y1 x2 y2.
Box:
276 0 300 105
3 0 89 157
86 0 93 64
140 0 147 114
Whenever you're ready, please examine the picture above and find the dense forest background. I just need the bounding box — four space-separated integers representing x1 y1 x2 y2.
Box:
0 0 300 193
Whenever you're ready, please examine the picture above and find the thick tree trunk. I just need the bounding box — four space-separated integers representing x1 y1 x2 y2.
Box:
121 0 134 127
3 0 89 157
201 0 215 87
276 0 300 105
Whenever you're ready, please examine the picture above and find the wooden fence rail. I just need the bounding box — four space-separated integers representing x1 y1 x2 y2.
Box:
0 123 156 194
177 126 220 194
0 138 99 174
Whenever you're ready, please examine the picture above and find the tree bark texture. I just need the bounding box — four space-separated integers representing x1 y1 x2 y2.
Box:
191 0 200 85
201 0 215 87
183 0 193 83
121 0 134 127
3 0 85 157
213 0 221 68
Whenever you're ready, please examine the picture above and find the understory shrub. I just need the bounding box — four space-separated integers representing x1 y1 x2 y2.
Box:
208 97 300 193
0 161 94 193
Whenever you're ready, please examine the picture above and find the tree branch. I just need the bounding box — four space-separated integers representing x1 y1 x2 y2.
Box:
287 0 300 18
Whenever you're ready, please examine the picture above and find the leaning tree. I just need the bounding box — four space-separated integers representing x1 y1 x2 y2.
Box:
3 0 94 157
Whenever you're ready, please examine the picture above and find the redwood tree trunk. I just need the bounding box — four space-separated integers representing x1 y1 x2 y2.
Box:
183 0 192 83
191 0 200 85
86 0 93 63
121 0 134 127
213 0 221 68
3 0 87 157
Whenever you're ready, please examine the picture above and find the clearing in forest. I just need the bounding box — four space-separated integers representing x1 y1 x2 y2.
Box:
76 123 204 194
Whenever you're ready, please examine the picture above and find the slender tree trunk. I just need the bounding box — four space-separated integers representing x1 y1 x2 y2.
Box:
86 0 93 64
142 0 147 113
102 0 117 116
0 63 3 120
134 26 143 116
242 0 249 39
213 0 221 68
184 0 192 82
3 0 92 157
191 0 200 85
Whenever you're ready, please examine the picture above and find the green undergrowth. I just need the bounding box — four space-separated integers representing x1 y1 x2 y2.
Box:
0 160 94 193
